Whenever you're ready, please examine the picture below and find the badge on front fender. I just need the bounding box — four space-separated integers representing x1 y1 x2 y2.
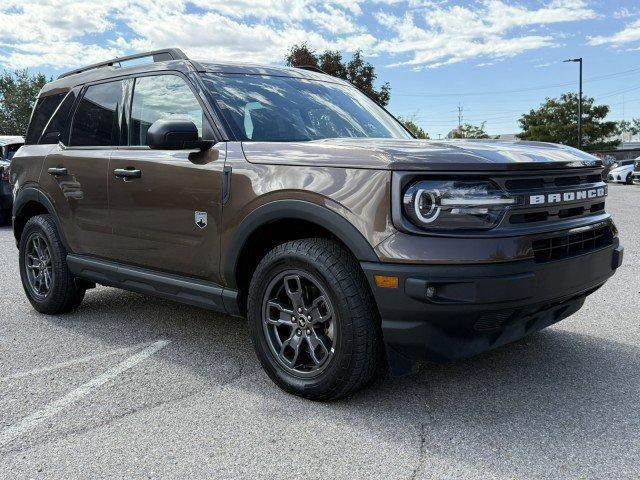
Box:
195 211 208 229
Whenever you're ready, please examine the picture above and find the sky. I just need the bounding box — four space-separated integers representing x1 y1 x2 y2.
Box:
1 0 640 139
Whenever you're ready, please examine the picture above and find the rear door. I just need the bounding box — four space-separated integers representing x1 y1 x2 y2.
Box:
40 81 125 257
108 73 224 281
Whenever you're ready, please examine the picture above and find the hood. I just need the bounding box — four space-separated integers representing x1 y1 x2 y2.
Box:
0 136 24 147
241 138 602 171
610 164 634 172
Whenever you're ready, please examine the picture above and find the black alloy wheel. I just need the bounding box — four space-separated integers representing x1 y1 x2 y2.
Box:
262 270 337 377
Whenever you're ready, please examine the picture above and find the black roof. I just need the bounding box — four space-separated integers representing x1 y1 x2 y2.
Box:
40 48 339 97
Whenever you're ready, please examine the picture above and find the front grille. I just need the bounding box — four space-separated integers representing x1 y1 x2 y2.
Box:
498 170 607 228
504 173 601 191
531 226 613 262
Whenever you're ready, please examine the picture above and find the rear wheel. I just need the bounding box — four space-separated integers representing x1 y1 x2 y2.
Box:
19 215 85 314
247 238 382 401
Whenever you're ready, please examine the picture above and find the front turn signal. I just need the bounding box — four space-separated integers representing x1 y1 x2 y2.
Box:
374 275 399 289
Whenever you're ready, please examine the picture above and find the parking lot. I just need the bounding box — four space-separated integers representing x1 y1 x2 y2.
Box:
0 183 637 479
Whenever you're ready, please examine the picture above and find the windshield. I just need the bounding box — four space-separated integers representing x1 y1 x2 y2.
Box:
203 73 411 142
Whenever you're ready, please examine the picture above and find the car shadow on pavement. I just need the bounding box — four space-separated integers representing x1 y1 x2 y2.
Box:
38 286 638 477
350 327 638 477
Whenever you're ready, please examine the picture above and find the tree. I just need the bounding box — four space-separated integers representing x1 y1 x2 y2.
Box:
285 44 391 107
448 122 490 139
0 70 47 136
517 93 619 151
318 51 348 79
627 118 640 136
397 115 429 139
285 44 319 70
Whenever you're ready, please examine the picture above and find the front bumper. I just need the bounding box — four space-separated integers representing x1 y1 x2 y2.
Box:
362 239 623 375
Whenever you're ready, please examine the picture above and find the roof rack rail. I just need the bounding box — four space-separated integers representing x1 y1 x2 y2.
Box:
58 48 189 79
295 65 326 74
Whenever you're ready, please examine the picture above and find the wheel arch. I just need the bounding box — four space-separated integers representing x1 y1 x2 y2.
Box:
12 187 71 252
224 200 379 314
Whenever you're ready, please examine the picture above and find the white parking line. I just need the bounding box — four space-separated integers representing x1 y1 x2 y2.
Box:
0 342 152 382
0 340 170 448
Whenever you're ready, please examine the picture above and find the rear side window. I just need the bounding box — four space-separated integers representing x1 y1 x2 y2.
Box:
40 88 80 145
69 81 124 147
25 93 65 145
129 75 205 146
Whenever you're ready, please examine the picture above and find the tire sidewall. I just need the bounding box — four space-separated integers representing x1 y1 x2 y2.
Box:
248 248 358 397
19 215 71 313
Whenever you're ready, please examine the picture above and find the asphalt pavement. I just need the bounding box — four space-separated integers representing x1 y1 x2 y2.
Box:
0 183 638 479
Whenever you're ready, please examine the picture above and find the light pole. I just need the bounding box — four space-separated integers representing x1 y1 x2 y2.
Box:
564 57 583 148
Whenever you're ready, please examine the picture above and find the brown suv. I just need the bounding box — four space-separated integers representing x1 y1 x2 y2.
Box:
11 49 623 400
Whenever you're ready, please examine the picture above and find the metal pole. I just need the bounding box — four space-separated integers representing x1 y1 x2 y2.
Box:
578 58 583 149
564 57 583 149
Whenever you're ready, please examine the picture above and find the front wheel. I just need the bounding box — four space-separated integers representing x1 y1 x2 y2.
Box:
626 173 634 185
247 238 382 401
19 215 85 314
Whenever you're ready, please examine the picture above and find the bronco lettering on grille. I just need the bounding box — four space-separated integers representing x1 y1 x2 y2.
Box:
529 187 606 206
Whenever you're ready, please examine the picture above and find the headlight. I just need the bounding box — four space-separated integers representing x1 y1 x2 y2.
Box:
402 180 516 230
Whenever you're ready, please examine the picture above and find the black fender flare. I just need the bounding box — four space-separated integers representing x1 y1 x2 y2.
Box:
12 186 72 252
223 199 379 289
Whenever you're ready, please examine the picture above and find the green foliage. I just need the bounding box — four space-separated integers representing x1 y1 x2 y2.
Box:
517 93 620 151
397 115 429 139
284 44 318 70
285 44 391 107
623 118 640 136
0 70 47 136
448 122 490 139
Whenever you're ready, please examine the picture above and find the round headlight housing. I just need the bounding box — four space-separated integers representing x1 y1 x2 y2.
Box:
402 180 516 231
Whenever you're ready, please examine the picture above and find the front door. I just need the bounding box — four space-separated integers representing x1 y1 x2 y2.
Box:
107 73 224 281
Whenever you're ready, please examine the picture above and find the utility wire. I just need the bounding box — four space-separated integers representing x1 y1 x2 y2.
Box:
393 65 640 97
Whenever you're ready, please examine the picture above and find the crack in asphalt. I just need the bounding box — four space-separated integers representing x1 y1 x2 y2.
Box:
410 422 429 480
409 370 436 480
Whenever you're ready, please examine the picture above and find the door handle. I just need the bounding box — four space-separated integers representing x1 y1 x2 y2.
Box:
47 167 68 177
114 168 142 180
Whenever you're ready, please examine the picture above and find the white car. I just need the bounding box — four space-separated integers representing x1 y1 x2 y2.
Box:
607 159 637 185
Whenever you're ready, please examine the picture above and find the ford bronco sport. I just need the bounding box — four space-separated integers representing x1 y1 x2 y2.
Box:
11 49 623 400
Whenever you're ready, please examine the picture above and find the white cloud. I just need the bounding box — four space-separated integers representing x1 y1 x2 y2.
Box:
613 8 638 20
188 0 363 34
0 0 125 69
0 0 601 72
588 19 640 46
374 0 596 69
0 0 371 70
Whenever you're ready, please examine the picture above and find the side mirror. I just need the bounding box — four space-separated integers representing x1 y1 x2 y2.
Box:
147 119 213 151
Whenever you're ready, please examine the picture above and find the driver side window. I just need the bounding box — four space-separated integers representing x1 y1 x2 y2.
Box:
129 75 206 146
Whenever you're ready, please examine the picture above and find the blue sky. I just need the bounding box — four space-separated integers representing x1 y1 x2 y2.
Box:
1 0 640 138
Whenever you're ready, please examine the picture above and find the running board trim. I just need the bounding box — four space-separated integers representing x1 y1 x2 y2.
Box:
66 254 239 315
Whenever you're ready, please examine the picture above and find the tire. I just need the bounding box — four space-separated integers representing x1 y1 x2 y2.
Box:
19 214 85 314
625 173 634 185
247 238 382 401
0 210 8 226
